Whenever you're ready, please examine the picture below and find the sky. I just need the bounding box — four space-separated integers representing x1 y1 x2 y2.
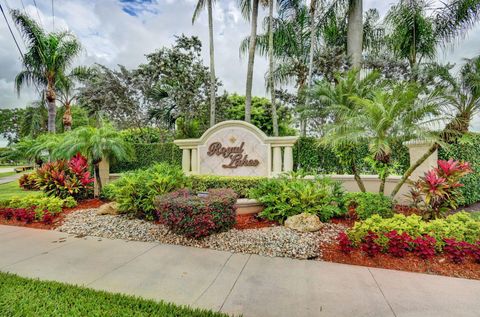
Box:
1 0 480 145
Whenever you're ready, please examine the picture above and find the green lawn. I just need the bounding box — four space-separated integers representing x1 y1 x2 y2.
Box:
0 272 231 317
0 181 42 200
0 171 17 178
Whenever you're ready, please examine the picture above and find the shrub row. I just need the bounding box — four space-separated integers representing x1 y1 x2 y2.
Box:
347 212 480 251
110 143 182 173
155 189 237 239
0 195 77 224
343 192 394 220
188 175 266 198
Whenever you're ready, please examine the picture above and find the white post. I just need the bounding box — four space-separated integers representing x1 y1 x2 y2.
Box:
283 146 293 172
182 149 191 173
191 148 198 173
272 146 282 174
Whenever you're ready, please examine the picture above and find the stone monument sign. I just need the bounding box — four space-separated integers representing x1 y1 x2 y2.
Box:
174 120 298 177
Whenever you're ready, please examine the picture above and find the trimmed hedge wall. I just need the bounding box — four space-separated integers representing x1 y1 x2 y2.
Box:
293 137 410 174
439 134 480 206
111 143 181 173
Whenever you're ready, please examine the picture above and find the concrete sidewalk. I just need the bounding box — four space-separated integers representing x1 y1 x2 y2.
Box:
0 225 479 317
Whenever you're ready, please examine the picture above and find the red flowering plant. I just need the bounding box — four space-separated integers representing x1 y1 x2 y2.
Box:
407 159 472 219
36 153 94 199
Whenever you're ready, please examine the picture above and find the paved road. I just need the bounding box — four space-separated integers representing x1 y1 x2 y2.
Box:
0 173 23 185
0 225 479 317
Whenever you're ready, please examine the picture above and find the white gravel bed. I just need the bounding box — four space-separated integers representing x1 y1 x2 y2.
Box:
56 209 347 260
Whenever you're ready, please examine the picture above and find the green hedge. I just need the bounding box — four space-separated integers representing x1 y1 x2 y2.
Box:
188 175 266 198
439 133 480 206
293 137 410 174
111 142 181 173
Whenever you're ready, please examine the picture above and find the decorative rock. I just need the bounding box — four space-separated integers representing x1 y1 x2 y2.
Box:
96 202 119 215
284 213 323 232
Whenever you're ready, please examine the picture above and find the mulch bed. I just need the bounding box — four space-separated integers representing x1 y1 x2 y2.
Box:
321 242 480 280
234 213 278 230
0 199 105 230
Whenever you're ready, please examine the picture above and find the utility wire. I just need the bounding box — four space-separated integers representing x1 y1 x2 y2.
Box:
51 0 53 31
32 0 42 27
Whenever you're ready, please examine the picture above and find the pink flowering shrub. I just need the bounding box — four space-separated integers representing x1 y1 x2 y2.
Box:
155 189 237 239
408 159 472 219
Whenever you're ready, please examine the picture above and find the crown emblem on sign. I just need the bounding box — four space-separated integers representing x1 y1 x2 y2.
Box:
229 136 237 143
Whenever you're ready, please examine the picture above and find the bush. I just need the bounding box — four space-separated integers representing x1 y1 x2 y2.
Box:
439 133 480 206
188 175 266 198
0 195 76 224
110 142 181 173
343 192 394 220
19 172 40 190
347 212 480 251
155 188 237 239
248 175 345 223
35 154 94 199
104 163 187 220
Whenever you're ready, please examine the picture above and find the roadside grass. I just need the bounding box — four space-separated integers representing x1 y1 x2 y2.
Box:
0 171 17 178
0 272 232 317
0 181 42 200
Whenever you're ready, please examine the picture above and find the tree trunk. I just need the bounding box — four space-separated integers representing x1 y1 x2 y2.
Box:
62 101 73 132
268 0 278 136
46 81 57 133
379 174 386 195
390 143 439 198
245 0 259 123
347 0 363 72
351 161 366 192
207 0 217 127
302 0 318 138
94 162 102 197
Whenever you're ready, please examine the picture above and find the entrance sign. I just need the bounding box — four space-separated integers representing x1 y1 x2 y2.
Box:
174 120 298 177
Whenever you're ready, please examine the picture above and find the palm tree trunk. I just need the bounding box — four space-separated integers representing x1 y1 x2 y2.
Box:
46 82 57 133
351 161 366 193
207 0 217 127
347 0 363 72
62 101 73 132
245 0 259 123
268 0 278 136
390 143 439 198
379 174 386 195
94 162 102 197
302 0 318 138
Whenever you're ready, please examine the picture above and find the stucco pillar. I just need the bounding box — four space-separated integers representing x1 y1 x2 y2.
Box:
283 146 293 172
182 149 191 173
272 146 282 174
405 140 438 179
191 148 198 173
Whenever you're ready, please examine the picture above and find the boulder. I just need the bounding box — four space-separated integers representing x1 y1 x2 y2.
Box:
284 213 323 232
96 202 119 215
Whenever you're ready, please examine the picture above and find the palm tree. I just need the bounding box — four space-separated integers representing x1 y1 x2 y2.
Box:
315 69 380 191
239 0 264 123
11 9 81 133
347 0 363 70
192 0 217 127
386 0 480 71
267 0 279 136
57 124 132 195
56 66 90 131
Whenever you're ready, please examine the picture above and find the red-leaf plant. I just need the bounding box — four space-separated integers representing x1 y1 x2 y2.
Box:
385 230 412 258
443 238 471 264
361 231 382 257
412 235 437 259
408 159 472 219
337 232 354 254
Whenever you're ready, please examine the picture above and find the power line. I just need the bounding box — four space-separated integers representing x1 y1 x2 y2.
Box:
51 0 54 31
32 0 42 27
